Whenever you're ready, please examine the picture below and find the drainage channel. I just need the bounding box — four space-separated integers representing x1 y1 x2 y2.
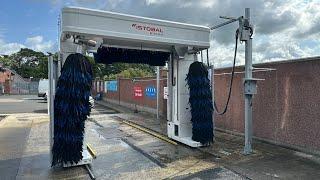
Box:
117 120 251 179
88 118 104 128
88 114 168 168
121 138 167 168
90 110 252 179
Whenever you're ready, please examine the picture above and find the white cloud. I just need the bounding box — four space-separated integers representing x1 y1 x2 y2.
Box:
146 0 166 5
0 36 55 55
25 36 43 45
253 34 320 63
45 0 320 67
206 39 246 68
25 36 55 53
0 39 26 55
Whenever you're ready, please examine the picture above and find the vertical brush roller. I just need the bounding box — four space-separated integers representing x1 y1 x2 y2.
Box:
52 53 93 166
186 61 214 145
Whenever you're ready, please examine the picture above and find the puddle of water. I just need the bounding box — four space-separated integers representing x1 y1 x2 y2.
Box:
119 140 130 148
219 150 232 156
90 129 106 140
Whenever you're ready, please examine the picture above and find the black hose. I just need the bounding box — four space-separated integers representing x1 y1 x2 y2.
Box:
214 30 239 115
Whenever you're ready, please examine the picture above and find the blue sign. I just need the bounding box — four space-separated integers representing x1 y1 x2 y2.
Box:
107 81 117 91
145 86 156 98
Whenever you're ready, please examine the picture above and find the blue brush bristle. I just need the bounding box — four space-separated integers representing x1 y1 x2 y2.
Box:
186 61 214 145
52 53 93 166
94 46 169 66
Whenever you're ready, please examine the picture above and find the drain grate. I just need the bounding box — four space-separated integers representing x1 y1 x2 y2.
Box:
121 138 167 168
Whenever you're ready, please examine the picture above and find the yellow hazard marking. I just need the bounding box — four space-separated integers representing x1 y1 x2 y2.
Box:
121 120 178 145
87 143 97 159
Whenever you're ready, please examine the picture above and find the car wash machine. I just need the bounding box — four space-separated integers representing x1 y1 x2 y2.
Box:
49 7 257 171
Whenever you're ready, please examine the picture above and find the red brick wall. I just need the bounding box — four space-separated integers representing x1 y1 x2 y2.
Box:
0 70 12 84
4 80 11 94
214 57 320 153
93 58 320 153
96 74 167 116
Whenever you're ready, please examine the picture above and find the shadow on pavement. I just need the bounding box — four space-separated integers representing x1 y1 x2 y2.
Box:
33 109 48 114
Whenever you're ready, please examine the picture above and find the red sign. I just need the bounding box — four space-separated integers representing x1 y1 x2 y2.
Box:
134 86 143 98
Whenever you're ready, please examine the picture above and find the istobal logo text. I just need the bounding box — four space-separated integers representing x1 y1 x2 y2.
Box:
131 23 164 36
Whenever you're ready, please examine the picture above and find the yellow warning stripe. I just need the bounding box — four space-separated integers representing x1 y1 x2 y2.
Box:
86 143 97 159
121 120 178 145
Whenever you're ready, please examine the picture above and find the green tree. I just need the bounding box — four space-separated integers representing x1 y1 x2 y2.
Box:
1 48 157 79
0 48 49 79
0 55 14 67
87 55 156 80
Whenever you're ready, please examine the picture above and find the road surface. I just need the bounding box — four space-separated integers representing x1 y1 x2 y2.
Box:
0 95 47 114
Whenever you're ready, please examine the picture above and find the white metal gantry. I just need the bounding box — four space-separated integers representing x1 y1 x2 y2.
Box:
48 6 257 170
50 6 211 169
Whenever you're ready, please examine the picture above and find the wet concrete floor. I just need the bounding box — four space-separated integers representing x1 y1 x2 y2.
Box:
1 103 243 179
97 101 320 180
1 97 320 179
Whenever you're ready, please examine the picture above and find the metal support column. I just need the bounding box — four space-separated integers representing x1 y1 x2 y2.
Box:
167 54 173 122
210 64 215 142
243 8 253 155
156 66 160 119
210 7 258 154
48 55 54 163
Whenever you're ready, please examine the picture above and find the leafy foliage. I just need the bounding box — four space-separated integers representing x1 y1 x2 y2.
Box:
87 55 156 80
0 48 49 78
0 48 156 79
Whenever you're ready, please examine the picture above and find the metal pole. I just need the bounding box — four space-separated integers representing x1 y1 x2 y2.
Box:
156 66 160 119
133 79 138 113
48 55 54 163
244 8 253 155
211 64 215 142
168 54 172 122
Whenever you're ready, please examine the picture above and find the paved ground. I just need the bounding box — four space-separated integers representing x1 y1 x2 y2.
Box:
0 95 46 179
97 100 320 180
0 95 243 179
0 95 47 114
1 95 320 179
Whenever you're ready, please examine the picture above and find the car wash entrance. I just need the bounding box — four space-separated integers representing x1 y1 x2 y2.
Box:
49 6 257 177
49 6 211 169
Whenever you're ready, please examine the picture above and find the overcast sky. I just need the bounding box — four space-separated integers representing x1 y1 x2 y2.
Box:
0 0 319 67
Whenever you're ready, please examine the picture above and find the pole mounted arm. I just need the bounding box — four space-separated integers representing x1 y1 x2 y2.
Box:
209 8 258 155
210 18 240 30
210 15 253 42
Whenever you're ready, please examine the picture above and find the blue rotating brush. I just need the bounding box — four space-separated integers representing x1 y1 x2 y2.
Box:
52 53 93 166
186 61 214 145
